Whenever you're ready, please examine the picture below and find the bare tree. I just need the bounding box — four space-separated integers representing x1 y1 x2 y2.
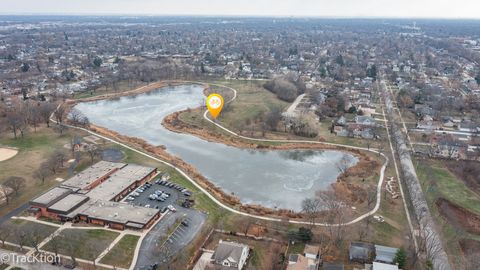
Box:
86 144 101 164
69 108 89 127
301 198 321 227
14 228 28 251
53 103 66 124
39 102 56 127
47 233 63 259
0 223 13 247
6 109 23 139
33 165 51 184
335 155 353 174
53 150 67 168
26 226 45 253
0 184 13 205
4 176 26 196
316 187 347 247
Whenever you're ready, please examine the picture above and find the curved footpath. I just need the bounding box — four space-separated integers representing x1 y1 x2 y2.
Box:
55 81 388 227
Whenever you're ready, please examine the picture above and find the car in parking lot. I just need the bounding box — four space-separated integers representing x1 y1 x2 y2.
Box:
137 188 144 193
161 207 167 213
149 194 158 200
145 204 151 208
126 196 135 201
167 205 176 212
181 220 189 227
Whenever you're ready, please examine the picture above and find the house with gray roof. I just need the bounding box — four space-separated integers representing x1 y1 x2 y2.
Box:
374 245 398 264
349 242 374 263
211 240 249 270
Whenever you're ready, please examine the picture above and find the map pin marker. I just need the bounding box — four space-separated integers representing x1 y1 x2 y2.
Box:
206 93 224 119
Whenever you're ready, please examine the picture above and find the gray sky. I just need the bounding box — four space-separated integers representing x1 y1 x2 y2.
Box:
1 0 479 19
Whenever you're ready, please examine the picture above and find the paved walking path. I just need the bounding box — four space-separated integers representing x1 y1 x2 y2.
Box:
54 80 389 227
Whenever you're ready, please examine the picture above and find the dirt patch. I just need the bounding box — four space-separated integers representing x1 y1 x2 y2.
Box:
436 197 480 235
0 147 18 162
444 160 480 195
459 238 480 256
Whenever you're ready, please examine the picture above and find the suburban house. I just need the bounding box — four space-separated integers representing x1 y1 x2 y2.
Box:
29 161 160 230
349 242 375 264
354 244 401 270
355 116 377 127
374 245 398 264
287 244 321 270
416 120 441 131
333 115 377 139
358 105 376 116
211 240 250 270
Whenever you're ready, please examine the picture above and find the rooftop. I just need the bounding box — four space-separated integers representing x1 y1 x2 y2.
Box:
48 194 89 214
212 240 249 264
61 160 125 190
374 245 399 264
30 187 72 207
72 199 159 225
86 164 156 201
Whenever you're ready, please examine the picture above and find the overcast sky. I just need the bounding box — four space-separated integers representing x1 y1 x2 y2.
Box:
1 0 479 19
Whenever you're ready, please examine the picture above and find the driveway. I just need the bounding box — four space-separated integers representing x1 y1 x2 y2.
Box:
129 180 207 270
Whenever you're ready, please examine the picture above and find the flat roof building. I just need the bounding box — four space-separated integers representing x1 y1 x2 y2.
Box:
87 164 156 201
29 161 160 230
61 161 125 191
73 199 160 230
30 187 73 208
48 194 89 215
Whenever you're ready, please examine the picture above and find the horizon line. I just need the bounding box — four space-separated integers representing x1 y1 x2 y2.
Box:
0 13 479 20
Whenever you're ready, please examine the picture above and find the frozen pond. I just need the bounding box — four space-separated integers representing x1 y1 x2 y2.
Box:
75 85 357 211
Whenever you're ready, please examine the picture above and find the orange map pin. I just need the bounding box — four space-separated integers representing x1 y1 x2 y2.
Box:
206 93 224 119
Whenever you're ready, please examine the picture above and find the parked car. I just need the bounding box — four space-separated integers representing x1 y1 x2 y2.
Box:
149 194 158 200
183 191 192 197
181 220 189 227
131 192 140 197
126 196 135 201
167 205 176 212
145 204 151 208
160 207 168 213
155 190 163 196
137 188 144 193
157 197 165 202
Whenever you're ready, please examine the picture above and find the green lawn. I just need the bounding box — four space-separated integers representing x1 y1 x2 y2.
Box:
43 229 119 261
287 242 305 255
416 160 480 216
100 234 140 268
2 219 58 245
0 127 74 217
416 159 480 269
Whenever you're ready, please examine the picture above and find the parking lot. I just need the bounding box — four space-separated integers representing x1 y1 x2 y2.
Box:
129 174 207 270
122 175 193 213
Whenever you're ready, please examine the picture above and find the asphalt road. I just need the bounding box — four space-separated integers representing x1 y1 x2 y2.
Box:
130 181 207 270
